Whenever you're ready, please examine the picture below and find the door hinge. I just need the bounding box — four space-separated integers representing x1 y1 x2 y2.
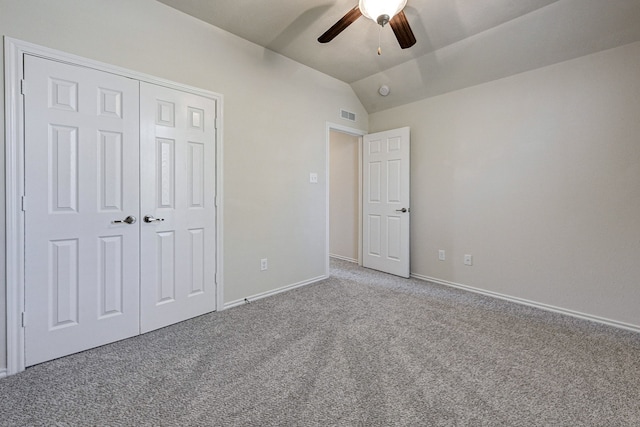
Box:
214 117 218 130
20 79 26 95
21 196 27 211
21 312 27 327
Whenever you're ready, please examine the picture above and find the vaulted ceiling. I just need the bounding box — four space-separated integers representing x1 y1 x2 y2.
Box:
157 0 640 113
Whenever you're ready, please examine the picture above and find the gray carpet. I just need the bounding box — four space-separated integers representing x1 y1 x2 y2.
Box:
1 259 639 426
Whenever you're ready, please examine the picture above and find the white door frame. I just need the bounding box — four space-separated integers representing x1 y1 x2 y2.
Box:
3 37 225 376
325 122 366 277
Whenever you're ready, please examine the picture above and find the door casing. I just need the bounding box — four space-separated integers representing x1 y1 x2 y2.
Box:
3 37 225 376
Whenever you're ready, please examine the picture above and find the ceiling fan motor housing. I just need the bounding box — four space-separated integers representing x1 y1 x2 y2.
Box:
377 14 390 27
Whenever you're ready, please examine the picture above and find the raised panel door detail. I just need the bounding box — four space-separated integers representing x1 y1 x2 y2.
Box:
156 100 175 127
49 78 78 112
49 239 79 329
368 215 381 256
49 125 79 213
98 131 123 211
369 139 381 155
188 142 205 208
188 107 205 131
189 229 205 296
388 136 401 153
98 88 123 118
368 162 381 203
157 231 176 304
387 216 401 260
387 159 401 204
157 138 175 208
98 236 124 318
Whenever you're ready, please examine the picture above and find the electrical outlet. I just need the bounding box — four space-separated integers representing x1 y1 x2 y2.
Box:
260 258 268 271
309 173 318 184
464 254 473 266
438 250 446 261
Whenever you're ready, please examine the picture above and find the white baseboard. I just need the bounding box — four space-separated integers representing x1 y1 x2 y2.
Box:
329 254 358 263
224 275 328 310
0 368 7 379
411 273 640 334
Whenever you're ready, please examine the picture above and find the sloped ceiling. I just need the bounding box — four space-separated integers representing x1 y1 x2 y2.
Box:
156 0 640 113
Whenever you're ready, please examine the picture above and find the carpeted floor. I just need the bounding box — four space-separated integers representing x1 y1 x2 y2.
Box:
1 258 639 426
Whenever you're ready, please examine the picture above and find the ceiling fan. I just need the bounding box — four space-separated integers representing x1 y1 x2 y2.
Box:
318 0 416 50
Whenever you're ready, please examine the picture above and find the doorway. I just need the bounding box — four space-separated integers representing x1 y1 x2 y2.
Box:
326 124 365 275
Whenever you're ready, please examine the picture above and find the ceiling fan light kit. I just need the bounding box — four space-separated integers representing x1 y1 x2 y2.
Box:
359 0 407 26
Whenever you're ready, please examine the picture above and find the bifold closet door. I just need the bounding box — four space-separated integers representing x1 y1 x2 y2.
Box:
139 82 218 333
23 55 141 366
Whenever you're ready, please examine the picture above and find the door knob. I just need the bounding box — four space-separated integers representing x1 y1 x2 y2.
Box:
395 208 408 213
112 215 136 224
144 215 165 223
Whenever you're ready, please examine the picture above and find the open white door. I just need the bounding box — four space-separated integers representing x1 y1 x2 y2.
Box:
139 82 218 333
23 55 141 366
362 127 410 278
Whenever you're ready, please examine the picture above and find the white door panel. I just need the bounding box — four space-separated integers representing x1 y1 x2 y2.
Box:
140 82 217 333
24 55 140 366
363 127 410 277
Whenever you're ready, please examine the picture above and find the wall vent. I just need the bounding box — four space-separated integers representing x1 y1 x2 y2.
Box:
340 109 356 122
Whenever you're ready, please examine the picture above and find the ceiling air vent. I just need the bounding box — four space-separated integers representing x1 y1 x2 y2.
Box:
340 109 356 122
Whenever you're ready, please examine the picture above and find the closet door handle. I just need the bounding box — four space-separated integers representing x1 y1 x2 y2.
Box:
144 215 165 223
395 208 408 213
112 215 137 224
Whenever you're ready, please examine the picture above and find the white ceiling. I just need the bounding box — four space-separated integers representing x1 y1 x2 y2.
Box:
157 0 640 113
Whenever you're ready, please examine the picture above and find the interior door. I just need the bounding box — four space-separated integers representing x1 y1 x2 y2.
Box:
139 82 218 333
362 127 410 278
23 55 140 366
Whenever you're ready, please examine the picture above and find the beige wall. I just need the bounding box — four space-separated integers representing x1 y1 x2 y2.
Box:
329 131 359 262
0 0 368 372
370 41 640 328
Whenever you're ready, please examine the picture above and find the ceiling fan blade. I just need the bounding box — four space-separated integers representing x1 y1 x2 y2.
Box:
389 11 416 49
318 5 362 43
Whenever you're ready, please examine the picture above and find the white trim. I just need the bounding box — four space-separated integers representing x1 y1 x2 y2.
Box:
4 37 225 375
329 254 358 264
223 275 327 310
4 37 27 376
0 368 7 379
325 122 366 278
411 273 640 334
215 96 225 313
